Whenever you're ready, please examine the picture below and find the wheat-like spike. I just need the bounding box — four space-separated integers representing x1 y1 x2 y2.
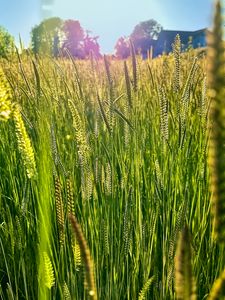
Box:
69 215 97 300
199 146 206 181
201 76 207 123
66 177 75 216
54 176 65 246
104 55 114 101
138 276 155 300
94 157 100 184
129 39 138 92
103 55 113 90
179 57 198 138
172 34 181 93
63 282 72 300
175 225 196 300
73 240 82 271
15 216 22 251
207 0 225 243
105 162 112 196
9 223 15 256
127 223 133 256
123 200 130 256
14 104 37 179
168 202 187 288
142 223 146 248
124 61 132 108
121 168 128 190
68 100 89 151
68 99 93 200
169 202 187 260
94 108 100 138
103 55 115 129
159 87 169 142
208 268 225 300
42 252 55 289
81 164 93 201
155 159 163 190
103 55 113 89
0 67 12 121
123 188 133 256
102 219 109 256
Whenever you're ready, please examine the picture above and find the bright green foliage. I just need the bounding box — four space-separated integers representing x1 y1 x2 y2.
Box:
14 104 37 178
63 282 71 300
0 26 14 58
138 276 155 300
54 176 65 246
31 17 62 56
68 99 93 200
0 67 12 120
208 268 225 300
207 0 225 243
73 240 81 271
172 34 181 93
0 34 221 300
175 225 196 300
42 252 55 289
69 215 97 300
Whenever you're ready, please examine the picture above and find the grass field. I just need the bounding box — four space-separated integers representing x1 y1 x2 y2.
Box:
0 2 225 299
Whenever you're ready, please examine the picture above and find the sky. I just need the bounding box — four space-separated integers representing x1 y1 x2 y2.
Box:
0 0 213 53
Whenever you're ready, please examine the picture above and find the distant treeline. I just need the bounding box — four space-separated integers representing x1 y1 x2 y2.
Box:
0 18 163 59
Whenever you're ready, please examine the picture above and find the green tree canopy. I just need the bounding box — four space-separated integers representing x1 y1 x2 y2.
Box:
31 17 62 56
30 18 101 59
0 26 14 58
114 36 130 59
130 19 162 55
62 19 84 57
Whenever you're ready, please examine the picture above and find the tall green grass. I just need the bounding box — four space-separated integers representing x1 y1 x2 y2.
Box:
0 3 225 298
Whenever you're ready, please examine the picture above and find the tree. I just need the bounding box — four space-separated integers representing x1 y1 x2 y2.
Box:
0 26 14 58
114 36 130 59
31 25 42 55
83 32 101 59
31 17 62 56
53 34 60 57
30 18 100 59
130 19 162 56
62 20 84 57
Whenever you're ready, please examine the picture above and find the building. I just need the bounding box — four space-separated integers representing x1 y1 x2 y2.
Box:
153 28 207 57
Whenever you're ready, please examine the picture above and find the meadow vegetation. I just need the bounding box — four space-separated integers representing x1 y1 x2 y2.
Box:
0 1 225 299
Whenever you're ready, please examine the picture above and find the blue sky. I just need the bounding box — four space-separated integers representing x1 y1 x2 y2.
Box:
0 0 213 53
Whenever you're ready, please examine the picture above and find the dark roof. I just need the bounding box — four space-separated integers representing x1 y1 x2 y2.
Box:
154 28 207 56
157 28 207 43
